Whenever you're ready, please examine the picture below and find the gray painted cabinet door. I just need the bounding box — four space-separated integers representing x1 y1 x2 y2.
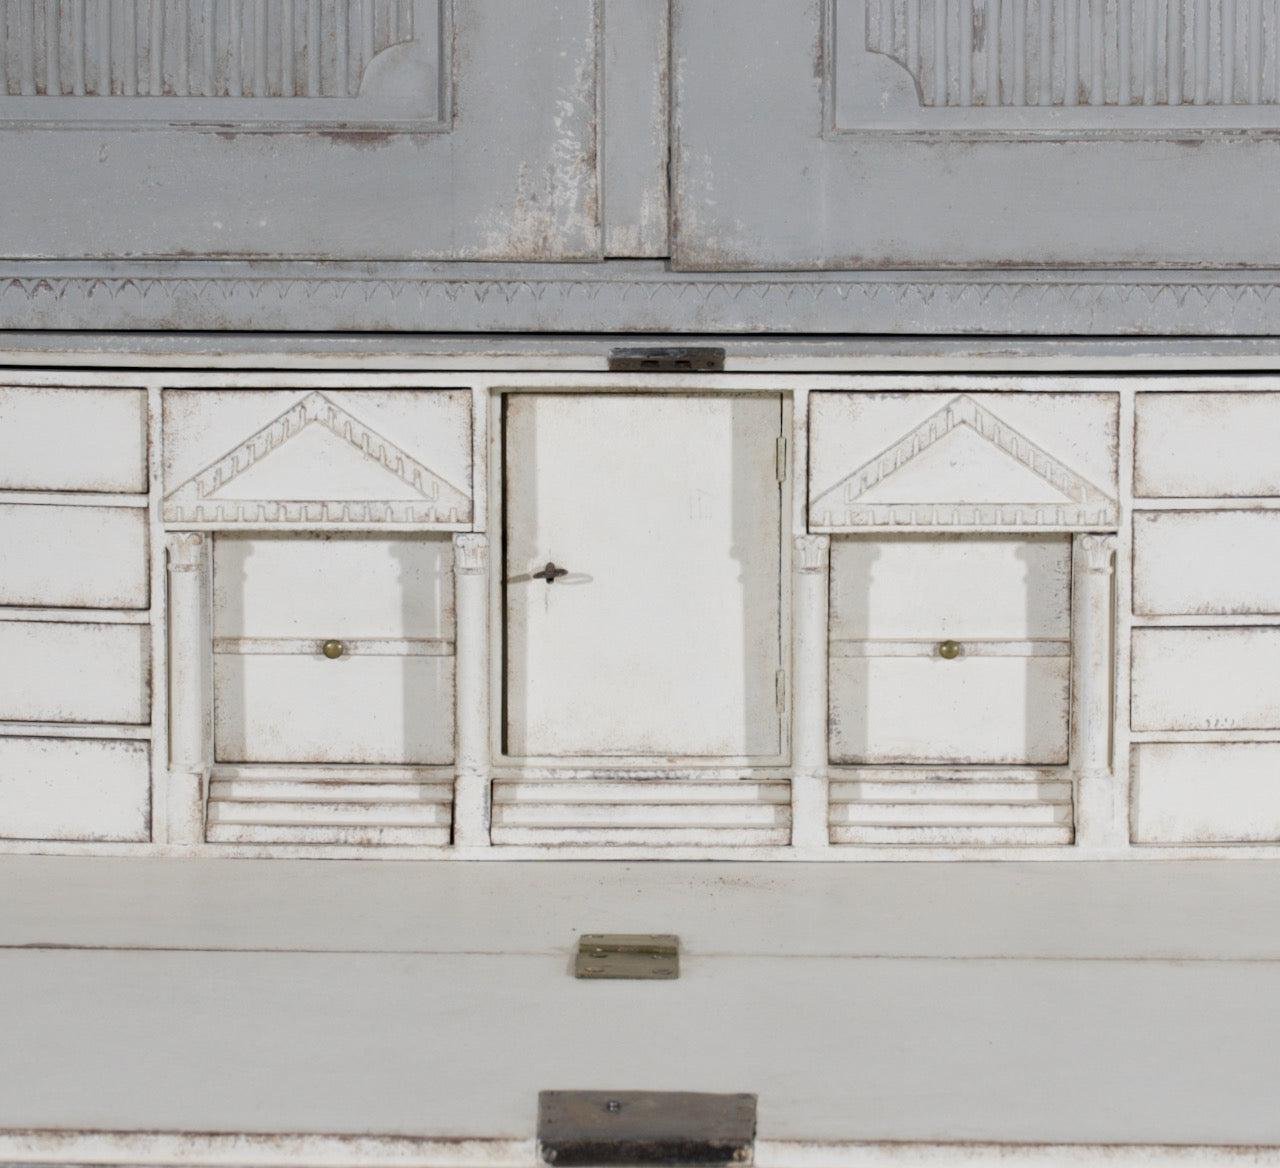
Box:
0 1 601 259
672 0 1280 269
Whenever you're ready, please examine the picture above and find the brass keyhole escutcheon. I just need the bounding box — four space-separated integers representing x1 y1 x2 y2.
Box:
937 640 962 660
322 639 345 660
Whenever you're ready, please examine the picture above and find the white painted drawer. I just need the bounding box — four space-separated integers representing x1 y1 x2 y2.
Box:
1131 628 1280 732
0 387 148 493
1134 511 1280 617
829 535 1071 765
809 392 1118 531
1132 742 1280 845
0 504 148 609
0 737 149 842
0 622 150 724
163 389 472 526
1135 393 1280 498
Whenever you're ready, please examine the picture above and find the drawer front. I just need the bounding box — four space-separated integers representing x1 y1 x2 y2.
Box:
1135 393 1280 498
0 387 147 493
810 392 1118 532
0 737 149 842
214 655 454 766
163 389 473 527
1135 511 1280 617
0 504 148 609
830 656 1071 766
0 622 150 724
1132 743 1280 845
1132 628 1280 732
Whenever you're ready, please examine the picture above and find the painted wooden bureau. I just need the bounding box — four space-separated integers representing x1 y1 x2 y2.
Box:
0 360 1277 861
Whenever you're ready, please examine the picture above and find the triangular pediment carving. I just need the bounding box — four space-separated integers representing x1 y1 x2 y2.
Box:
163 392 471 525
811 395 1116 530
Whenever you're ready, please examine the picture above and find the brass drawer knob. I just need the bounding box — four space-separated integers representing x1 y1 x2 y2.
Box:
937 639 962 660
321 639 345 660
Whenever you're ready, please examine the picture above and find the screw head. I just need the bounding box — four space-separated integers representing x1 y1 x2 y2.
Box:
322 639 344 660
937 639 962 660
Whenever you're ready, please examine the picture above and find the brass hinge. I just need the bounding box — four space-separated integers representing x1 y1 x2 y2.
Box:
608 346 726 373
575 934 680 980
775 436 788 483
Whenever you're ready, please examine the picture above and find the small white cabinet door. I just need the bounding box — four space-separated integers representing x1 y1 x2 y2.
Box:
503 393 786 762
212 533 455 765
829 535 1072 765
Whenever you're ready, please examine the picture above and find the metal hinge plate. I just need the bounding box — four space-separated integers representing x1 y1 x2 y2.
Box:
575 934 680 980
538 1091 757 1167
608 347 726 373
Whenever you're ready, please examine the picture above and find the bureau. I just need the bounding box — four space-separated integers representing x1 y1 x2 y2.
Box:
1 362 1276 861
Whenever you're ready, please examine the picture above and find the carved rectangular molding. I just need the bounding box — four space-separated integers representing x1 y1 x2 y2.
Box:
0 0 448 129
833 0 1280 134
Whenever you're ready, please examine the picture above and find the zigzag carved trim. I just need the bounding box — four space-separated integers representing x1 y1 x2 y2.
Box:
812 395 1115 523
164 391 470 513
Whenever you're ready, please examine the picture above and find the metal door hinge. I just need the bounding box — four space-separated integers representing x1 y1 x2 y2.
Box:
576 934 679 980
539 1091 757 1167
775 436 788 483
608 347 726 373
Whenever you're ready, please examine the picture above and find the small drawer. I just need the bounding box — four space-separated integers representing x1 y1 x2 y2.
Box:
1132 742 1280 845
0 387 147 493
0 621 150 724
0 736 149 842
1135 393 1280 498
1132 627 1280 732
0 504 148 609
163 389 472 527
1135 511 1280 617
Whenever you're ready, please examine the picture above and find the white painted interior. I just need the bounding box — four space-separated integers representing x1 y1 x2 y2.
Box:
0 365 1278 860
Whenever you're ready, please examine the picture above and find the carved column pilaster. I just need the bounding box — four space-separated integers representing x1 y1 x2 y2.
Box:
1071 533 1119 851
792 534 831 850
452 533 491 847
165 532 210 846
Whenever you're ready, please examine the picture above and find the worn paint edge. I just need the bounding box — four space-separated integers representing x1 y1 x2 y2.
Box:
2 1132 1280 1168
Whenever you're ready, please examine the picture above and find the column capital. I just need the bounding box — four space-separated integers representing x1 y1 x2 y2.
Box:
453 533 489 576
795 533 831 574
1076 532 1117 574
166 532 207 573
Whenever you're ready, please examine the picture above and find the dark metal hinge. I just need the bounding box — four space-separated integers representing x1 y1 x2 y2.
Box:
539 1091 757 1167
608 347 726 373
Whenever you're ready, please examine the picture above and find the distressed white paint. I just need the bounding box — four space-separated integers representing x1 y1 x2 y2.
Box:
1135 391 1280 497
211 533 455 766
0 386 147 492
165 531 209 845
1132 627 1280 731
1071 533 1120 849
1132 742 1280 843
828 535 1072 767
451 533 490 847
502 393 786 762
791 534 830 848
1135 509 1280 615
0 620 149 724
0 737 150 842
7 367 1280 860
0 503 148 609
